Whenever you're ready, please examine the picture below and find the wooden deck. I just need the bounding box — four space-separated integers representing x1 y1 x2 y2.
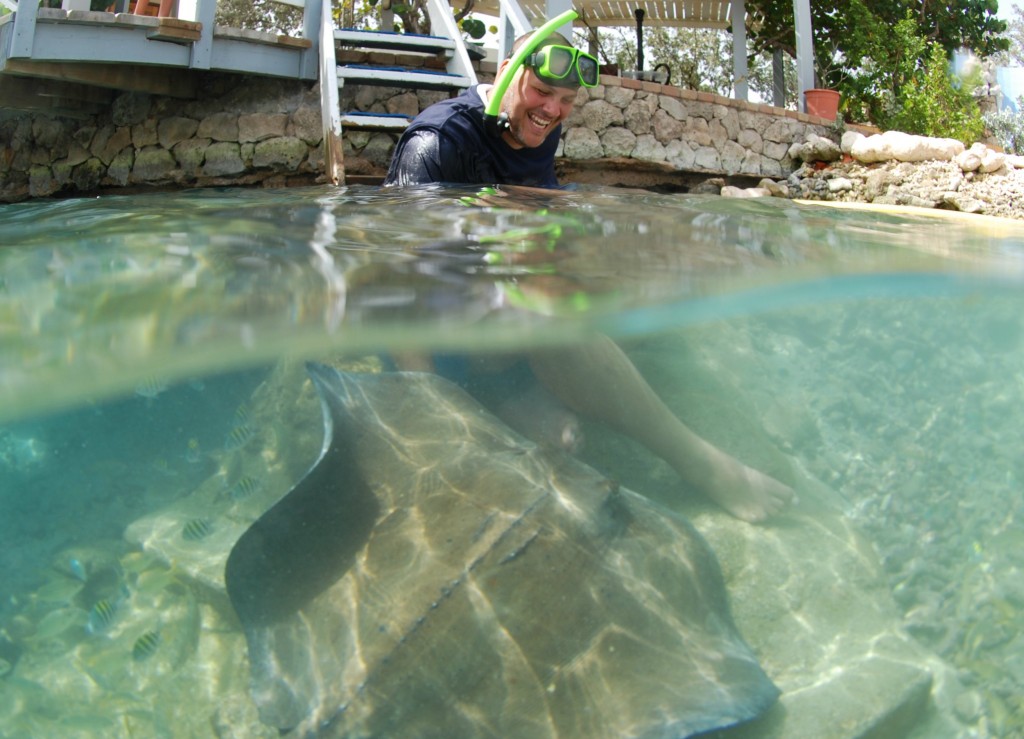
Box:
0 0 320 108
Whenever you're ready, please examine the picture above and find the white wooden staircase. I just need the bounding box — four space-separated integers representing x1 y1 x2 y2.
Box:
319 0 483 184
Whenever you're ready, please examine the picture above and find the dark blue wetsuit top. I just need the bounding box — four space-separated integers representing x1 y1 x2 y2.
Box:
383 86 560 188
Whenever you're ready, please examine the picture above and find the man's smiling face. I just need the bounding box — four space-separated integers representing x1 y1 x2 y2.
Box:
500 67 578 150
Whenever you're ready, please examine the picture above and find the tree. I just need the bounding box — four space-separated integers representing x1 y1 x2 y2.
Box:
745 0 1008 90
593 25 793 103
889 39 986 141
214 0 484 38
995 2 1024 66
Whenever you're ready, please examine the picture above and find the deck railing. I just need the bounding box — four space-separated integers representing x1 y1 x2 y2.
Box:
2 0 322 79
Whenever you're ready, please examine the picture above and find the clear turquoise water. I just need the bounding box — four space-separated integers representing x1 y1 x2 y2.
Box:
1 185 1023 737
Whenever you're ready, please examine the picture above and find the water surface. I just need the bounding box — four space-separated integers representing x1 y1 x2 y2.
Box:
1 185 1023 737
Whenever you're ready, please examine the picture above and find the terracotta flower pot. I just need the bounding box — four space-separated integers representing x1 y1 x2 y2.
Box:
804 88 841 121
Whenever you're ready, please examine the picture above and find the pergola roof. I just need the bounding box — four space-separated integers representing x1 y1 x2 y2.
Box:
470 0 742 29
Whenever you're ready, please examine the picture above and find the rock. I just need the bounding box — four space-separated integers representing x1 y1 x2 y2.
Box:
851 131 965 164
827 177 854 193
757 178 790 197
790 133 841 163
238 113 288 143
203 142 245 176
197 112 239 143
158 117 200 150
956 142 986 173
27 165 55 198
691 176 724 194
978 147 1006 174
841 130 865 154
941 192 985 213
721 185 770 198
111 92 151 127
131 146 176 182
107 147 134 186
253 136 307 169
71 157 104 191
563 127 603 159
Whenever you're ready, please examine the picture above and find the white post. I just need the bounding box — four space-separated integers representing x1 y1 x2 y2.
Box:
498 0 531 61
425 0 477 84
189 0 216 69
731 0 747 101
10 0 38 58
794 0 814 110
299 0 321 80
546 0 571 39
319 0 344 184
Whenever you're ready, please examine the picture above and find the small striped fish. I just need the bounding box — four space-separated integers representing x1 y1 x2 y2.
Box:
181 518 213 541
223 423 255 451
86 598 116 634
233 403 251 425
134 377 168 400
132 630 161 661
227 474 264 501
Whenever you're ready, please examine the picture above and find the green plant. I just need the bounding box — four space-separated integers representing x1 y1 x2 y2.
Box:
888 41 985 143
984 97 1024 155
459 16 486 41
837 13 984 142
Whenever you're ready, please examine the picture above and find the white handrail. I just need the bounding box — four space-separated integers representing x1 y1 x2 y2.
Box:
319 0 344 185
0 0 16 12
425 0 477 85
498 0 530 36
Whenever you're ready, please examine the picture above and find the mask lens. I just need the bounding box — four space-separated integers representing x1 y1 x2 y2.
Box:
545 46 575 78
576 53 599 87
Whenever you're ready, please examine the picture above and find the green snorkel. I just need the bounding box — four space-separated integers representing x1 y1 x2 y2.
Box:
483 9 579 138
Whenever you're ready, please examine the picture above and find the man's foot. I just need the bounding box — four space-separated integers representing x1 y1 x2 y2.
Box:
701 448 796 523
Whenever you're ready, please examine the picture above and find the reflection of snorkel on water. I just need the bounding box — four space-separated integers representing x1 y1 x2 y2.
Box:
341 207 619 324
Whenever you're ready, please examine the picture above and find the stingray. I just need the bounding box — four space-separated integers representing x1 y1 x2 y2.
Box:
225 363 779 738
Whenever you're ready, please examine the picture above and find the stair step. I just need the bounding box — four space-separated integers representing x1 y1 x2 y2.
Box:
335 28 454 55
341 111 413 131
337 64 471 90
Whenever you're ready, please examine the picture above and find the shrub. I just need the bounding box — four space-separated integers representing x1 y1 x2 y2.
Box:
984 98 1024 155
889 42 986 143
841 14 985 144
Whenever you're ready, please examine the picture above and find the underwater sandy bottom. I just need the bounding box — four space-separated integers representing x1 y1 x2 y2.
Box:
0 294 1022 738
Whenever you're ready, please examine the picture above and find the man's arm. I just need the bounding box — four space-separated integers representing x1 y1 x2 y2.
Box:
384 130 452 187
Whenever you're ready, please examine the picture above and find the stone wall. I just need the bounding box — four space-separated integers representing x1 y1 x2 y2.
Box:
1 61 839 203
0 74 326 203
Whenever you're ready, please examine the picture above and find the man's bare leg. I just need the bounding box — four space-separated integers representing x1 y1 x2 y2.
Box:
528 336 795 522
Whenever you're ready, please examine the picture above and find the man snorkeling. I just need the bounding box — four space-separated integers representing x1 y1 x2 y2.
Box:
383 18 795 522
384 29 592 187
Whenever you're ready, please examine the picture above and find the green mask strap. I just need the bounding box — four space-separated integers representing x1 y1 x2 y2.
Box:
483 9 579 138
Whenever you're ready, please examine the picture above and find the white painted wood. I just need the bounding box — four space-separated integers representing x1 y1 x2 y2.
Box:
319 0 344 184
793 0 814 110
730 0 747 101
334 28 454 54
424 0 476 84
546 0 572 39
340 112 411 130
337 65 471 89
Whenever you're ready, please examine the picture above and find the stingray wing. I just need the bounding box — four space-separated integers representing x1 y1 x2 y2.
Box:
227 364 779 737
